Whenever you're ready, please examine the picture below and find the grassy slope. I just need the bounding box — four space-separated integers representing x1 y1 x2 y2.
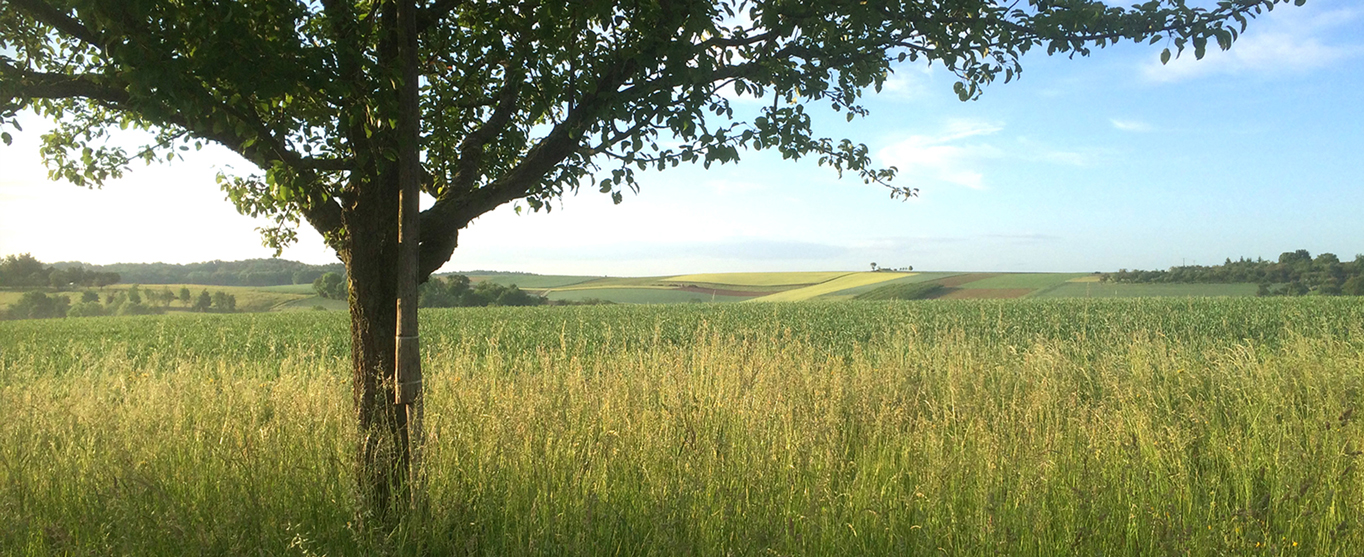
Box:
958 272 1090 289
3 299 1363 554
822 272 961 298
748 272 911 302
664 271 851 286
546 288 750 304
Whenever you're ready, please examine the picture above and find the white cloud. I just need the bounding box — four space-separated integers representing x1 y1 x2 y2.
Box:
1111 119 1155 132
1142 4 1362 82
877 119 1004 190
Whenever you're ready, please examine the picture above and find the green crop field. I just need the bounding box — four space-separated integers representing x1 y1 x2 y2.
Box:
955 272 1091 290
3 298 1362 555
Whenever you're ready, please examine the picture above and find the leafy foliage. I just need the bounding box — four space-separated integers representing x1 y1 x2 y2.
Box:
311 272 348 300
419 275 545 308
0 0 1295 276
1103 249 1364 296
0 253 118 288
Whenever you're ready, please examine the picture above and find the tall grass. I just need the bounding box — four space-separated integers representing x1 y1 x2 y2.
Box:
2 298 1362 555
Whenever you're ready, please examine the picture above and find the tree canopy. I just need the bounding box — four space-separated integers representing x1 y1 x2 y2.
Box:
1 0 1295 279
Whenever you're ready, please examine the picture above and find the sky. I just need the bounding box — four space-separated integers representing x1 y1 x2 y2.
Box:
2 1 1362 276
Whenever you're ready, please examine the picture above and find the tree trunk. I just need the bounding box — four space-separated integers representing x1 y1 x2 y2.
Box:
341 191 412 519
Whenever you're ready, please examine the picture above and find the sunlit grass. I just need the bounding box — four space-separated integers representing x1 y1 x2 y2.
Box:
1 298 1361 554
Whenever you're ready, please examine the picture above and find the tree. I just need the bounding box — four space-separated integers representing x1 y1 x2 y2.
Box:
1342 276 1364 297
0 0 1292 516
194 289 212 312
313 272 348 300
4 291 69 319
179 286 192 307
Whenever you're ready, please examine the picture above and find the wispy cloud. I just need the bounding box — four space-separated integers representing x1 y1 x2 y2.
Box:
1142 4 1362 82
1110 119 1155 132
877 119 1004 190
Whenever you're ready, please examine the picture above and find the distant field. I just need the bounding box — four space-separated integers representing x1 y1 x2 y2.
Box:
823 272 960 298
546 288 751 304
1036 282 1260 298
664 271 850 286
273 296 349 311
960 272 1091 289
257 284 317 294
468 274 601 289
749 272 911 302
0 284 307 313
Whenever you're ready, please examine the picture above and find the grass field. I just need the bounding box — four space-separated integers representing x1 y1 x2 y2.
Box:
467 274 601 289
822 272 960 298
956 272 1091 289
3 298 1362 555
748 272 912 302
546 287 751 304
256 283 318 294
663 271 851 286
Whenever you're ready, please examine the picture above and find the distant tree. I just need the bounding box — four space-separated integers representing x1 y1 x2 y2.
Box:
1256 283 1271 297
5 291 69 320
870 263 878 272
66 301 104 318
126 285 142 305
313 272 348 300
211 291 237 312
194 290 213 312
81 291 100 303
0 253 49 287
179 287 192 307
1342 276 1364 297
48 268 69 288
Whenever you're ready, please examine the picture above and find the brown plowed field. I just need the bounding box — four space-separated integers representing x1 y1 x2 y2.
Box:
936 273 1001 287
935 288 1034 299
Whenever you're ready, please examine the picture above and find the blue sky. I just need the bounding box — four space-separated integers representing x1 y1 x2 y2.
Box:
2 0 1361 275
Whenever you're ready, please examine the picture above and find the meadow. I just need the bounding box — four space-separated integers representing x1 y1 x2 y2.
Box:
2 298 1362 555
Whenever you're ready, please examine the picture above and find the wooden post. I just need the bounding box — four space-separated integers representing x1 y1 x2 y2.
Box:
394 0 423 500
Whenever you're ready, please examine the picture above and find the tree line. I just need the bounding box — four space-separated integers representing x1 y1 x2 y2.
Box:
50 258 345 286
310 272 548 308
2 285 238 320
1 253 120 288
1102 250 1364 296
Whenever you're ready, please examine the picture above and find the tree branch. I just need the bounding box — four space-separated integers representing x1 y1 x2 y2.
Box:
0 61 129 104
7 0 108 51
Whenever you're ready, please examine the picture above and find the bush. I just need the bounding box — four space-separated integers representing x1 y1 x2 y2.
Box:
4 291 70 319
1343 276 1364 296
313 272 347 300
66 301 105 318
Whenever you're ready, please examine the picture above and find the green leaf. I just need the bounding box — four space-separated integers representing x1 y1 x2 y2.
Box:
0 132 10 146
1160 48 1172 65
